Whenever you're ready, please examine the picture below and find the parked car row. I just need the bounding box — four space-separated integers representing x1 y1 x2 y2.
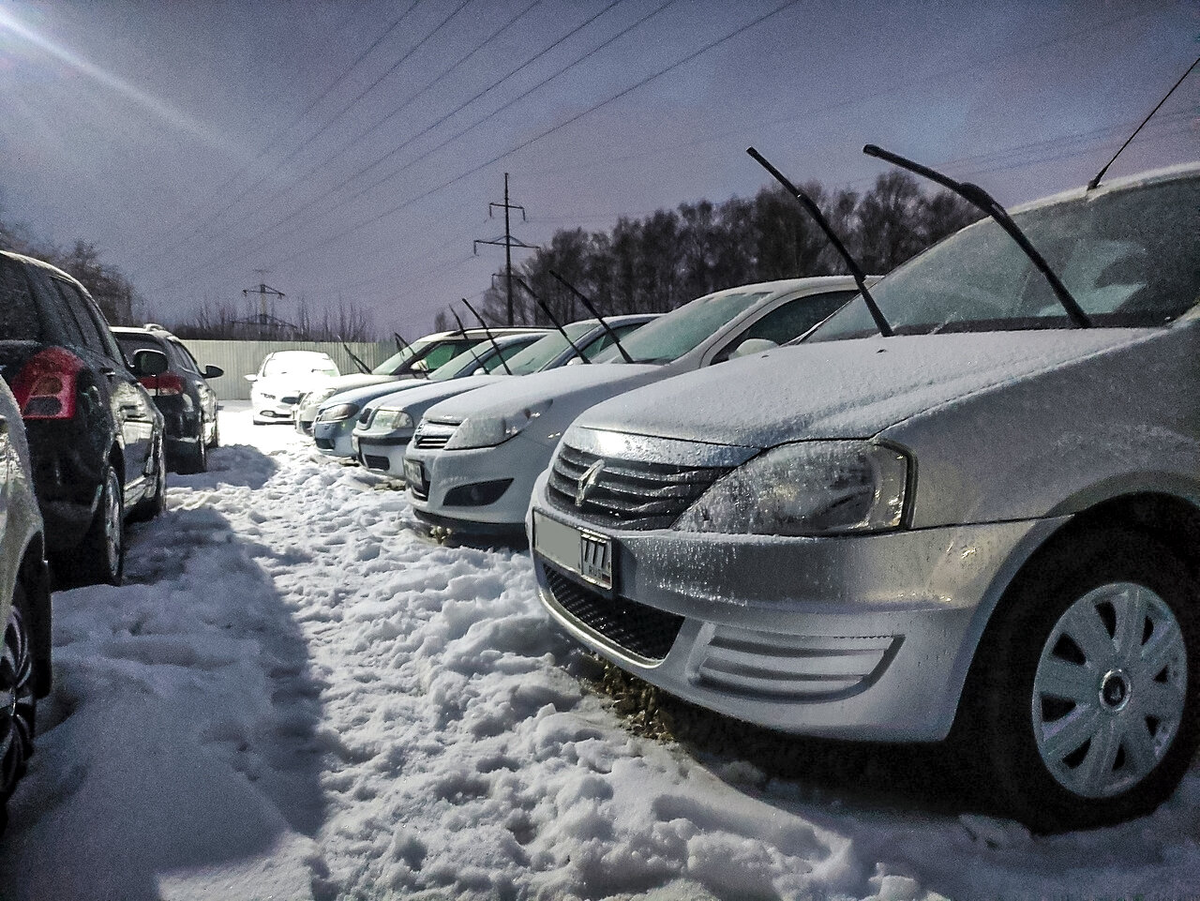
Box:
298 162 1200 832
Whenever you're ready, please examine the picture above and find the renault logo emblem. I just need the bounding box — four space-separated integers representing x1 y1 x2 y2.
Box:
575 460 605 507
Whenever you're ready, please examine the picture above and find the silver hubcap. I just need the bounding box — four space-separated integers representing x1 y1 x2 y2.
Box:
0 606 32 792
1033 582 1187 798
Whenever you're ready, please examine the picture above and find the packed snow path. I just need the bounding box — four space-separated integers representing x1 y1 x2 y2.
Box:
1 404 1197 901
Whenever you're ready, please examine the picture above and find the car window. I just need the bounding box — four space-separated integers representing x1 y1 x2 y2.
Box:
20 264 86 347
0 258 43 341
594 291 768 364
419 341 473 371
115 334 161 365
810 176 1200 339
51 278 110 356
482 337 539 372
169 339 203 374
715 290 856 360
504 322 596 374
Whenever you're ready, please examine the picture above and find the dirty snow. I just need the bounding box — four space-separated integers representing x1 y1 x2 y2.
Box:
1 403 1196 900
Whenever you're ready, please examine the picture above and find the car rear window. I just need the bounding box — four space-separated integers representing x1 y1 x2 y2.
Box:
0 257 43 341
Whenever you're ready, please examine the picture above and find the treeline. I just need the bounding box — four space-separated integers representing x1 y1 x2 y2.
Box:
463 171 981 327
0 212 142 326
169 296 377 342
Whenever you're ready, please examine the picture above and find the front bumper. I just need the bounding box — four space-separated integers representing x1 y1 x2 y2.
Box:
353 431 412 474
527 471 1063 742
406 431 553 530
312 418 356 457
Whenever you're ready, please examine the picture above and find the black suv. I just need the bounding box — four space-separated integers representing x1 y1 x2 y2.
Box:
0 250 167 584
113 325 223 473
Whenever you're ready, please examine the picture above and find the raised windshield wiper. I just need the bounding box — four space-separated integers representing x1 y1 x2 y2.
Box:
510 275 590 364
863 144 1091 329
548 270 636 363
461 298 514 375
448 307 490 375
340 338 371 374
747 146 893 338
393 332 411 355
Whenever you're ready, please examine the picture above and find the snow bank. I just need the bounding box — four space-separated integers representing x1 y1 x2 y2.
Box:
1 405 1195 900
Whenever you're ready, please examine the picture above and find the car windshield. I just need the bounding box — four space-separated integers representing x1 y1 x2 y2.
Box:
264 354 337 377
371 341 430 375
809 175 1200 341
429 345 494 382
594 292 767 364
502 322 597 374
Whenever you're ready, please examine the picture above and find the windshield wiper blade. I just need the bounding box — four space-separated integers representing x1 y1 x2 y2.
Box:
461 298 514 375
510 275 590 364
447 307 489 375
339 337 371 374
863 144 1091 329
747 146 892 338
548 270 635 363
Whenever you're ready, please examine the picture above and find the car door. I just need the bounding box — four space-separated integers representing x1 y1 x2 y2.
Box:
52 278 156 501
169 338 217 439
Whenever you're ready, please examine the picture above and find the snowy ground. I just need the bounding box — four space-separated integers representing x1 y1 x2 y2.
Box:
1 402 1197 901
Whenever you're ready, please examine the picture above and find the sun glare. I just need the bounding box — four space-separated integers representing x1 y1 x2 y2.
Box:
0 6 222 147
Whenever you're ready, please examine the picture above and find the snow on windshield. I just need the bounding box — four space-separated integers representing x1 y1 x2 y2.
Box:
4 403 1196 900
811 174 1200 339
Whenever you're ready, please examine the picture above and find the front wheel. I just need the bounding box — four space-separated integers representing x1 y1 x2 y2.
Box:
966 529 1199 831
0 590 36 810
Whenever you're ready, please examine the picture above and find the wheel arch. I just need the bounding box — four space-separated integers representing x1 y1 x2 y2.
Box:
946 491 1200 733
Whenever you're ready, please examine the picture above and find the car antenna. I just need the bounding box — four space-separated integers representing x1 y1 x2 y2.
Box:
748 146 892 337
339 337 371 374
547 270 635 363
863 143 1092 329
460 298 514 375
447 307 494 374
509 274 590 364
1088 54 1199 191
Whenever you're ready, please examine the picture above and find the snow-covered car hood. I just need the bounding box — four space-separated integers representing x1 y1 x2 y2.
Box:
364 374 513 417
316 373 406 396
574 328 1157 446
422 362 660 423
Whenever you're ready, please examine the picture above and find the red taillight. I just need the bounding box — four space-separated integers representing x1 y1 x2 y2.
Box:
139 372 185 396
10 347 83 420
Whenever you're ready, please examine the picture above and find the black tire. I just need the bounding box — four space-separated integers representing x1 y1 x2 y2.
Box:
177 430 208 474
80 463 124 586
1 587 36 807
963 528 1199 831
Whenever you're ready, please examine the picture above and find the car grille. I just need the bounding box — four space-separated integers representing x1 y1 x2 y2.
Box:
280 395 300 405
543 567 683 663
412 420 457 450
363 454 390 471
314 437 334 450
546 442 733 530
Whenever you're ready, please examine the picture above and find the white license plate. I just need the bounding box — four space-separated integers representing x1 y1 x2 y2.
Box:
403 458 423 487
534 510 613 590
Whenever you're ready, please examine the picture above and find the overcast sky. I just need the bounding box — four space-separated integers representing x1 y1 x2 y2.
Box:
0 0 1196 335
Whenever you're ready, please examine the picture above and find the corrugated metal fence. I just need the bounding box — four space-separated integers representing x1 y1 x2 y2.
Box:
183 340 396 401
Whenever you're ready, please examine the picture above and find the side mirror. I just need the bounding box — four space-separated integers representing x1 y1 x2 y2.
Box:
244 374 258 383
203 365 224 379
131 348 169 377
727 338 778 361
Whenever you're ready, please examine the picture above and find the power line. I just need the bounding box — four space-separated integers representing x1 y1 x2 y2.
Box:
141 0 640 295
126 2 422 274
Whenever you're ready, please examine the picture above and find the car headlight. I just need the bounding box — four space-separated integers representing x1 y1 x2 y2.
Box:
319 402 360 422
308 387 339 407
445 400 552 450
673 441 909 536
375 408 414 431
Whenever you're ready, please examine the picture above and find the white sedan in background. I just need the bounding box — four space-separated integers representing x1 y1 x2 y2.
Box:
246 350 340 424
